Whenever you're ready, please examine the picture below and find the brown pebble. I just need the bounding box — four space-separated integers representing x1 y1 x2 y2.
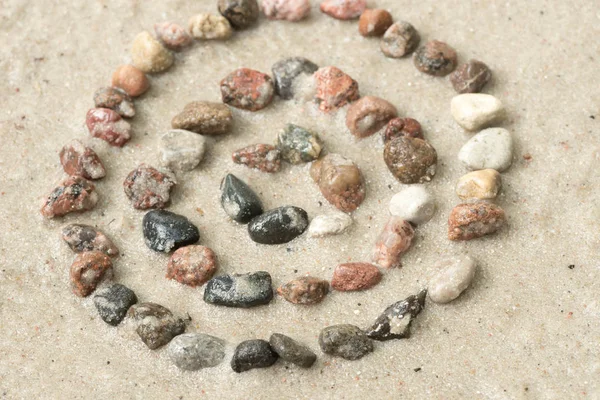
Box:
123 164 176 209
220 68 275 111
59 139 106 180
131 31 174 74
154 22 192 50
448 202 506 241
372 217 414 268
413 40 458 77
449 59 492 94
345 96 397 138
359 9 393 37
171 101 233 135
218 0 260 29
384 137 437 184
111 65 149 97
380 21 420 58
320 0 366 20
384 117 423 142
232 144 281 173
331 262 381 291
166 245 217 287
41 176 98 218
314 66 360 112
86 108 132 147
62 224 119 257
93 87 135 118
70 251 112 297
310 153 365 213
277 276 330 305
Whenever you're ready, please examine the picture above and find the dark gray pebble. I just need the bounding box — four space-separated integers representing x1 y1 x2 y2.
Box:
142 210 200 253
248 206 308 245
218 0 259 29
167 333 226 371
272 57 319 100
318 324 373 360
127 302 188 350
220 174 263 223
231 339 278 373
204 271 273 308
269 333 317 368
93 283 138 326
365 289 427 341
62 224 119 257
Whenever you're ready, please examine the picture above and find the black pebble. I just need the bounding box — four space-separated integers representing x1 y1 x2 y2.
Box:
142 210 200 253
93 284 138 326
248 206 308 245
271 57 319 100
365 289 427 341
231 339 278 373
204 271 273 308
220 174 263 223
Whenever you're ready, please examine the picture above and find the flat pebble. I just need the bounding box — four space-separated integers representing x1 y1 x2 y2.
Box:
123 164 176 210
220 68 275 111
331 262 381 292
388 185 435 225
346 95 397 138
271 57 319 100
111 65 149 97
86 108 131 147
167 333 226 371
450 60 492 94
247 206 308 244
204 271 273 307
277 276 329 305
365 289 426 341
93 87 135 118
310 153 365 213
188 13 233 40
231 339 278 373
131 31 174 74
320 0 366 20
451 93 504 131
428 256 476 304
219 0 260 29
307 212 353 237
154 22 192 50
59 139 106 180
171 101 233 135
456 169 501 200
159 129 206 172
458 127 513 172
232 144 281 173
384 137 437 183
318 324 373 360
62 224 119 257
413 40 457 76
314 66 360 112
358 9 393 37
384 117 423 141
448 202 506 241
41 176 98 218
166 245 217 287
380 21 420 58
220 174 264 223
277 124 323 164
372 217 414 268
269 333 317 368
127 302 188 350
143 209 200 253
70 251 112 297
93 283 137 326
262 0 311 21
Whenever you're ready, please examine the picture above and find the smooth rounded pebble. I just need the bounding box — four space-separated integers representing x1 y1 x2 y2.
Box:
188 13 233 40
346 96 398 138
231 339 278 373
331 262 381 292
380 21 420 58
204 271 273 308
320 0 366 20
247 206 308 244
131 31 174 74
159 130 206 172
167 333 226 371
220 174 264 223
143 210 200 253
428 256 476 304
307 212 353 238
458 128 513 172
111 65 149 97
310 153 365 212
413 40 457 76
262 0 311 21
450 60 492 94
154 22 192 50
127 302 188 350
269 333 317 368
318 324 373 360
384 137 437 184
451 93 504 131
277 276 329 305
93 283 138 326
388 185 435 225
219 0 260 29
456 169 502 200
448 202 506 241
358 9 393 37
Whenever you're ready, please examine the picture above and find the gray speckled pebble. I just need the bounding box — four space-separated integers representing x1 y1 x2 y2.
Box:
93 283 138 326
271 57 319 100
167 333 226 371
269 333 317 368
318 324 373 360
127 302 188 350
159 129 206 172
458 128 513 172
204 271 273 307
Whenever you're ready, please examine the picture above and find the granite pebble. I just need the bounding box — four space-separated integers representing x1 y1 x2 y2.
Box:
166 245 218 287
272 57 319 100
41 176 98 218
232 144 281 173
167 333 226 371
219 0 260 29
86 108 131 147
93 283 138 326
372 217 414 268
277 276 329 305
314 66 360 112
70 251 112 297
380 21 420 58
127 302 188 350
318 324 373 360
93 87 135 118
220 68 275 111
123 164 176 210
59 139 106 180
448 202 506 241
277 124 323 164
62 224 119 257
171 101 233 135
159 129 206 172
331 262 381 292
204 271 273 307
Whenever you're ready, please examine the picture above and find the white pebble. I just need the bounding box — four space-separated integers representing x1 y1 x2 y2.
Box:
458 128 513 172
450 93 504 131
428 255 476 304
388 185 435 225
308 212 353 238
159 129 206 172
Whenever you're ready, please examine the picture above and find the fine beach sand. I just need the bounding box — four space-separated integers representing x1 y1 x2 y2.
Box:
1 1 599 398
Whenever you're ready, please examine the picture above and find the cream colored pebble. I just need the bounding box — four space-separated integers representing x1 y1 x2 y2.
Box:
456 169 501 200
458 127 513 172
388 185 435 225
131 31 174 73
450 93 504 131
428 255 476 304
308 213 353 238
188 14 233 40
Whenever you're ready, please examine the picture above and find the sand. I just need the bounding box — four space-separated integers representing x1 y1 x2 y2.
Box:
1 0 599 398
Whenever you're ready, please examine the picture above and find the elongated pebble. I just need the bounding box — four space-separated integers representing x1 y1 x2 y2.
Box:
220 174 264 223
262 0 311 21
171 101 233 135
248 206 308 244
318 324 373 360
59 140 106 180
388 185 435 225
320 0 366 20
458 128 513 172
41 176 98 218
167 333 226 371
365 289 426 341
428 256 476 303
451 93 504 131
86 108 132 147
373 217 414 268
62 224 119 257
232 144 281 173
456 169 501 200
308 212 353 238
277 276 329 305
331 262 381 292
448 202 506 241
204 271 273 307
269 333 317 368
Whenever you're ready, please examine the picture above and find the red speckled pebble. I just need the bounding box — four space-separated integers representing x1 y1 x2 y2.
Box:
123 164 176 210
41 175 98 218
320 0 366 20
232 144 281 173
220 68 275 111
331 262 381 291
372 217 414 268
262 0 311 21
166 245 218 287
154 22 192 50
314 66 360 112
384 117 424 142
59 139 106 180
448 202 506 241
86 108 132 147
70 251 112 297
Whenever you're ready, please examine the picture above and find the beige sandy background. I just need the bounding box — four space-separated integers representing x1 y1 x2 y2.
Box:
1 0 599 398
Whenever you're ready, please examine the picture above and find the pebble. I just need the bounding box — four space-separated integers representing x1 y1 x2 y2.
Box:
61 224 119 257
153 22 192 50
310 153 365 213
372 217 414 268
314 66 360 112
320 0 366 20
450 60 492 94
86 108 132 147
127 302 188 350
93 87 135 118
277 276 330 305
143 210 200 253
346 96 398 138
219 0 260 29
428 256 476 304
167 333 226 371
247 206 308 244
69 251 112 297
93 283 138 326
413 40 457 77
384 137 437 184
41 176 98 218
365 289 426 341
388 185 435 225
111 65 149 97
204 271 273 307
331 262 381 292
318 324 373 360
166 245 218 287
220 68 275 111
220 174 264 223
171 101 233 135
59 139 106 180
307 212 353 238
384 117 423 141
231 339 278 373
358 9 393 37
271 57 319 100
457 128 513 172
262 0 311 21
232 144 281 173
123 164 176 210
456 169 501 200
448 202 506 241
277 124 323 164
450 93 505 131
380 21 420 58
159 129 206 172
131 31 174 74
269 333 317 368
188 14 233 40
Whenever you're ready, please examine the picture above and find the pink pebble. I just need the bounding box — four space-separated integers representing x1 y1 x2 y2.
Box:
320 0 366 20
262 0 311 21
